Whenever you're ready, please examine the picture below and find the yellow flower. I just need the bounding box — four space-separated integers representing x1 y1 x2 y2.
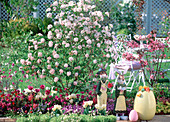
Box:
88 101 93 106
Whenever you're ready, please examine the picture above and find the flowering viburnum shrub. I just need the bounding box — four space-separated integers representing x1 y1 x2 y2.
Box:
20 0 115 95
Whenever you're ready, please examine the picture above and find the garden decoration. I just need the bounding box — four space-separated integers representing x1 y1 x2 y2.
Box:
113 74 127 120
134 86 156 120
96 66 108 110
129 110 138 121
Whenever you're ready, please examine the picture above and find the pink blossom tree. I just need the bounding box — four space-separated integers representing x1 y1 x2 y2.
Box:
20 0 115 95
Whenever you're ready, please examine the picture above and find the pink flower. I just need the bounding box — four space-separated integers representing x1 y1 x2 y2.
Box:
28 85 33 90
34 45 38 50
56 33 62 39
28 53 32 58
55 62 59 66
74 66 80 69
47 60 50 63
86 39 92 44
154 34 156 37
97 43 101 47
41 38 45 43
30 56 34 61
64 63 68 68
69 57 74 61
59 69 63 74
48 41 53 47
54 54 59 58
78 45 82 49
74 81 78 85
37 59 41 64
75 72 78 77
150 75 154 79
85 54 89 58
20 59 25 65
45 90 51 95
47 13 52 18
93 59 97 64
38 52 42 57
106 54 110 58
40 85 45 89
47 65 51 69
54 77 59 82
39 75 45 79
49 69 55 75
33 41 37 45
65 43 70 47
32 65 35 69
47 57 52 60
164 54 166 58
73 50 78 55
46 8 51 12
74 38 78 42
35 89 40 93
67 71 71 76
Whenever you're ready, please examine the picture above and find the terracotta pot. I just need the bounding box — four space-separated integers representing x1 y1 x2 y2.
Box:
134 91 156 120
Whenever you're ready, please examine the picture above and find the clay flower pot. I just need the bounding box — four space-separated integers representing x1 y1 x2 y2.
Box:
134 86 156 120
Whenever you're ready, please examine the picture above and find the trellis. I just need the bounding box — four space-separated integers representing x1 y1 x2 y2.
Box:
0 0 169 35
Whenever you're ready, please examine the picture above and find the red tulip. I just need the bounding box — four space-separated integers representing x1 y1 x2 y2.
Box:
108 82 113 88
28 85 33 90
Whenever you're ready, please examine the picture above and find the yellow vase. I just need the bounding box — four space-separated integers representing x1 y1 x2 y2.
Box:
134 91 156 120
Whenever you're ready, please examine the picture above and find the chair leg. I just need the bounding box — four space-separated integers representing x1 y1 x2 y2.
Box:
141 70 145 86
130 72 139 92
111 75 119 93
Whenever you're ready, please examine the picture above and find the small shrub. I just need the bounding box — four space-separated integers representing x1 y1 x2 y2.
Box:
29 115 39 122
107 115 117 122
16 117 27 122
39 114 50 122
49 117 58 122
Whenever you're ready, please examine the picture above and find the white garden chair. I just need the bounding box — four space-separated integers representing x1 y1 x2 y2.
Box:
109 34 146 92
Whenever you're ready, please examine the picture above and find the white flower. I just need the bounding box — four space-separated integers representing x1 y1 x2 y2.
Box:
105 12 109 17
69 99 73 104
102 104 106 110
52 105 62 111
83 102 89 108
88 101 93 106
47 24 53 30
53 1 58 6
